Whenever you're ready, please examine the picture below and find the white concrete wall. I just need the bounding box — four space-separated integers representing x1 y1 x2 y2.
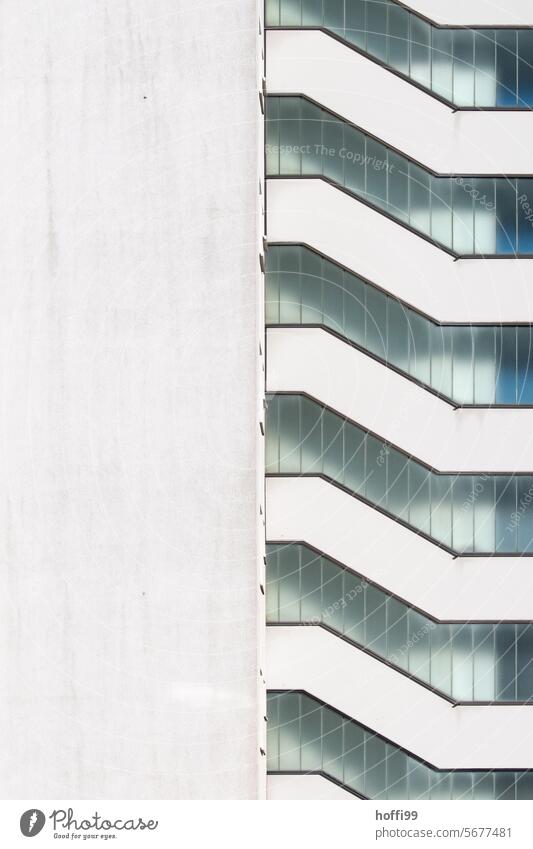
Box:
0 0 262 799
267 31 533 174
266 478 533 620
267 180 533 323
267 627 533 769
404 0 533 25
266 328 533 472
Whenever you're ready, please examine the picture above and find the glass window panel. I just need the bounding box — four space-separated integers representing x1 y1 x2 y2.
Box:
365 138 388 211
452 772 473 800
343 571 366 643
343 722 365 793
300 545 323 622
322 707 344 781
473 475 495 553
302 0 323 27
472 774 495 800
280 0 302 25
322 408 344 482
452 476 475 554
365 734 387 799
322 557 344 633
452 179 474 255
408 761 430 800
300 247 323 324
517 477 533 554
300 98 323 176
473 178 496 255
322 113 344 184
365 583 387 656
473 326 496 405
278 394 301 473
430 177 452 249
517 624 533 702
343 124 366 196
408 460 431 536
366 0 388 62
365 284 387 360
387 150 409 223
386 448 409 520
410 17 431 88
265 394 280 473
516 773 533 800
388 4 409 74
496 30 518 106
517 325 533 404
343 421 366 495
323 0 344 34
495 624 517 700
266 96 280 175
518 30 533 107
409 163 430 235
431 29 453 102
496 476 517 554
322 257 344 335
496 181 517 255
517 179 533 254
279 692 301 771
452 326 474 404
475 30 497 106
279 97 301 175
451 625 473 702
343 270 366 347
387 596 409 671
300 694 322 771
431 773 452 800
496 326 517 404
278 545 301 621
408 309 431 385
430 474 452 549
345 0 366 50
266 547 280 623
453 31 475 106
387 749 409 799
265 247 280 324
365 434 388 506
472 625 495 701
408 609 431 684
430 623 452 697
386 298 410 372
301 395 322 474
266 1 280 27
278 245 301 324
430 325 453 400
495 773 517 801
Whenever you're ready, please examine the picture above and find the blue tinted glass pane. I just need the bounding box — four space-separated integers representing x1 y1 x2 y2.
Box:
517 477 533 554
496 477 517 553
323 0 344 33
300 694 322 771
495 624 517 700
300 546 322 622
496 181 517 255
366 0 388 62
345 0 366 50
517 326 533 403
517 180 533 254
302 0 322 26
410 17 431 88
453 30 475 106
475 30 497 106
280 0 302 25
518 30 533 106
300 99 323 175
496 327 517 404
388 5 409 74
496 31 518 106
432 29 453 102
300 247 323 324
517 624 533 701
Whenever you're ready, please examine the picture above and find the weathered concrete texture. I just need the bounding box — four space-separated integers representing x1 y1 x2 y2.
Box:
0 0 260 798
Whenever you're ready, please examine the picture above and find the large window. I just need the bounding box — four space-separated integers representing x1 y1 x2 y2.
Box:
266 245 533 405
266 393 533 554
267 543 533 701
267 692 533 798
266 1 533 109
266 96 533 256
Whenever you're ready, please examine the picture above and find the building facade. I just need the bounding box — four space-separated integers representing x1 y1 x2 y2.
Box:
264 0 533 800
